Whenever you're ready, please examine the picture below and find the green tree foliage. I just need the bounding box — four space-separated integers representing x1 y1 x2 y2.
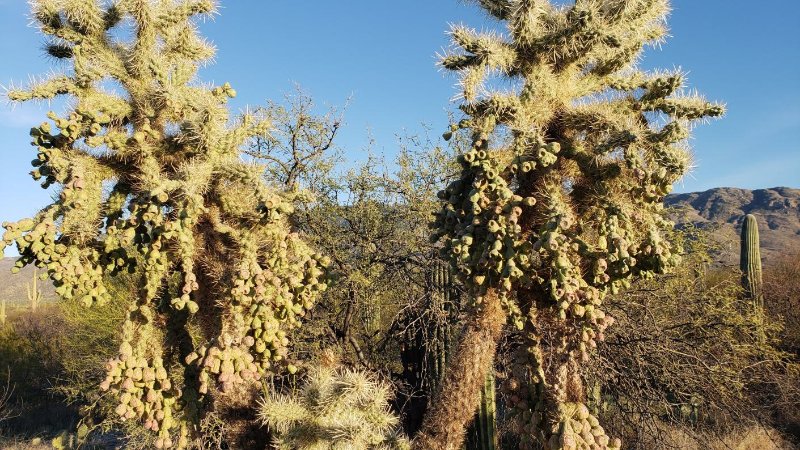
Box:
1 1 329 447
248 93 461 374
419 1 724 449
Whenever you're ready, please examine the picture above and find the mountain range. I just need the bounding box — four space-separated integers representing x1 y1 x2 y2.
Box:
666 187 800 265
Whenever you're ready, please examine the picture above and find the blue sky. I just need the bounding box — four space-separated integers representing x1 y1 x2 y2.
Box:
0 1 798 227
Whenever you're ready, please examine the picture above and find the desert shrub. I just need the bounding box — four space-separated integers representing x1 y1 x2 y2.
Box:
587 229 799 449
0 307 76 436
764 248 800 355
763 248 800 436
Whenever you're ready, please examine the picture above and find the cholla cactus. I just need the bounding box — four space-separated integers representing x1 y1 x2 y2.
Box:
27 269 43 312
258 364 410 450
2 1 329 447
419 1 723 449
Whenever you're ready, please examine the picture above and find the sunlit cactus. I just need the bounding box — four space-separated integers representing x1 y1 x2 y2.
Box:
418 1 724 449
1 1 329 446
0 299 6 326
258 362 410 450
26 269 43 312
740 214 762 307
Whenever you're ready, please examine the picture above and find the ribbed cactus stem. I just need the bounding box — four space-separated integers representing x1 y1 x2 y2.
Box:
468 370 497 450
0 299 6 325
27 269 42 312
740 214 763 307
428 260 453 391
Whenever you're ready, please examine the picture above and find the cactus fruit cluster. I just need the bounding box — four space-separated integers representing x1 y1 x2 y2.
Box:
2 0 329 446
423 0 724 448
740 214 763 306
258 360 410 449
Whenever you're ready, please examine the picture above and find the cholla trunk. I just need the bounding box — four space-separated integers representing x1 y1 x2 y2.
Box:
413 289 505 450
215 384 268 449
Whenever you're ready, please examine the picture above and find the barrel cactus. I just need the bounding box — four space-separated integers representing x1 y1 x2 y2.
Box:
740 214 763 306
2 1 329 447
416 1 723 449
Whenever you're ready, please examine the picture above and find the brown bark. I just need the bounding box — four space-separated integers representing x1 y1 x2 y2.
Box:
413 289 507 450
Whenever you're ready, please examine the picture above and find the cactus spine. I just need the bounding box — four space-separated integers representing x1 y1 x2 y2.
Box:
740 214 763 307
27 269 42 312
258 363 411 449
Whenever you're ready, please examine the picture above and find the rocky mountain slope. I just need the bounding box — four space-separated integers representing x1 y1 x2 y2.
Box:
666 187 800 265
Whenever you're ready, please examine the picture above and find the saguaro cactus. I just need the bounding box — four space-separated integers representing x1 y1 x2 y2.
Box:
2 1 329 447
426 260 454 391
27 270 43 312
416 1 723 449
466 370 497 450
426 260 498 450
740 214 763 307
0 299 7 326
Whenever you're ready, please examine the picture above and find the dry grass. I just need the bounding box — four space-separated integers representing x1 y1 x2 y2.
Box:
664 426 795 450
0 437 52 450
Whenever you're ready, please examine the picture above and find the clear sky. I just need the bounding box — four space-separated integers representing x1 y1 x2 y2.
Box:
1 1 798 227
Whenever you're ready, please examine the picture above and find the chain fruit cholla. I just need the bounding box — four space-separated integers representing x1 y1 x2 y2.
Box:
418 1 724 449
259 364 410 450
1 1 329 447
